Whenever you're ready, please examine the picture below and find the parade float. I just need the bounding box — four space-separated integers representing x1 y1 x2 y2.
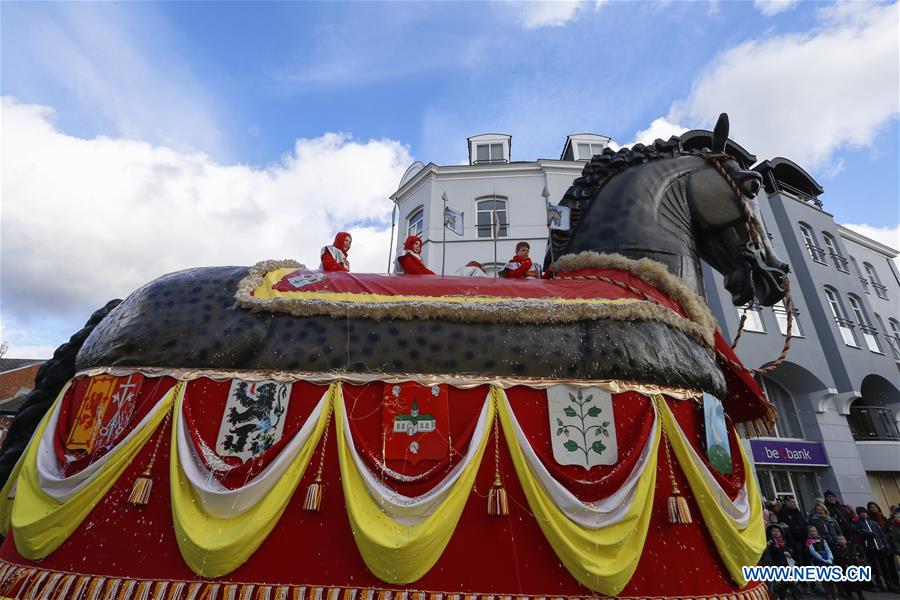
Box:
0 115 790 599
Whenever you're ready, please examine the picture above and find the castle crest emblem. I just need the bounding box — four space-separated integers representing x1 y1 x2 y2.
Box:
382 382 449 466
547 385 618 469
215 379 291 463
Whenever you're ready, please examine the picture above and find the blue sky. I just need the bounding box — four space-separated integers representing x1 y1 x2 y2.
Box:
1 0 898 357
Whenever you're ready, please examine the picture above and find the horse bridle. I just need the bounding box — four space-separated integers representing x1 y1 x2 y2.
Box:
698 152 794 376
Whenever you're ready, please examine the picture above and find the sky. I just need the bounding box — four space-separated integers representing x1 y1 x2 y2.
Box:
1 0 898 359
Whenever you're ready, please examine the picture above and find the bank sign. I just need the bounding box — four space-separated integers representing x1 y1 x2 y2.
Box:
749 439 829 467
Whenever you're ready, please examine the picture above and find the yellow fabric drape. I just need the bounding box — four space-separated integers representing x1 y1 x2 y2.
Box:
8 382 175 560
656 396 766 587
170 383 333 577
495 387 660 595
0 383 73 536
334 382 491 584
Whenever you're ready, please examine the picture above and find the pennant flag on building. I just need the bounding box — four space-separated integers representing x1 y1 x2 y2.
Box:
383 382 450 467
547 204 570 231
444 206 464 236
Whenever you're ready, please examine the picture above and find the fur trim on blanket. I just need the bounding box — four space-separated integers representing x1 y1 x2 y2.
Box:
553 251 719 339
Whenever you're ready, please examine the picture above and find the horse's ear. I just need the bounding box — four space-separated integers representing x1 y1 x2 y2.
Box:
712 113 729 153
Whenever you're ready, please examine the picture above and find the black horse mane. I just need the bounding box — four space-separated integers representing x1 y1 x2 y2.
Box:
546 135 721 266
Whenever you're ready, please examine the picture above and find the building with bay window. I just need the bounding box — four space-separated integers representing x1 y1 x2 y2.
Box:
390 131 900 512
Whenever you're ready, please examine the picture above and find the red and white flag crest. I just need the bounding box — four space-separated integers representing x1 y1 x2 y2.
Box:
382 382 449 466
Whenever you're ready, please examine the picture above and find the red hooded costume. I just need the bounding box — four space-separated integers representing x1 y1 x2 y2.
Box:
395 236 434 275
321 232 351 272
502 255 539 278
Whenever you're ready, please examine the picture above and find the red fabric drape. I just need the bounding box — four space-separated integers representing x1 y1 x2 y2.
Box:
2 386 756 598
181 378 326 490
53 376 174 477
505 388 655 502
342 382 485 497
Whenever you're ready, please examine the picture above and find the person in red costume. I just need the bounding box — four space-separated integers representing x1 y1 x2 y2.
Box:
395 235 434 275
501 242 540 279
320 232 351 272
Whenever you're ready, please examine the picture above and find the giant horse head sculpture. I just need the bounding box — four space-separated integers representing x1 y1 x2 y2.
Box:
546 114 789 307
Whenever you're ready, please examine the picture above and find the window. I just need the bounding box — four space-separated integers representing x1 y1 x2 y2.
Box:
736 304 765 333
407 207 424 238
799 223 826 264
863 262 888 300
824 287 857 347
576 142 606 161
476 197 508 238
822 232 849 272
848 401 900 441
758 376 804 439
888 318 900 360
773 300 802 336
848 294 880 353
475 143 506 164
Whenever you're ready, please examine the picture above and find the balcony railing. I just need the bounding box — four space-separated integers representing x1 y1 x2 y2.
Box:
806 243 827 264
872 282 889 300
848 406 900 441
859 277 871 294
830 253 850 273
780 182 824 208
834 316 858 347
885 335 900 360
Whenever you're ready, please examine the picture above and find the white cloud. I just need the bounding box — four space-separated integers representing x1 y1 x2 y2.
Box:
666 1 898 169
508 0 607 30
623 117 689 148
0 97 411 350
843 223 900 254
753 0 798 17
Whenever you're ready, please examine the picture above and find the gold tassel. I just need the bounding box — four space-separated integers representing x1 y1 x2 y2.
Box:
486 397 508 517
303 477 324 512
128 468 153 506
487 475 508 517
128 407 172 507
303 402 333 512
661 413 692 525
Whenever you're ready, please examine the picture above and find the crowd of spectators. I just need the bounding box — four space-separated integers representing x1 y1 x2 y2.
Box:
761 490 900 600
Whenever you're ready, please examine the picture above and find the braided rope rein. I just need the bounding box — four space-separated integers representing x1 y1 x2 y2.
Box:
698 152 794 375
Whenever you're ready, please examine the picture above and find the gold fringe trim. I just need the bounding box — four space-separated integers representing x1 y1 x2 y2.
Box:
0 560 769 600
233 259 715 349
74 367 702 400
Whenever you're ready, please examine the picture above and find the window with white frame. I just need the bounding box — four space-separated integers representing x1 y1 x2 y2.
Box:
407 207 424 238
863 262 888 300
799 223 826 264
848 294 880 353
824 287 857 347
576 142 606 161
773 300 802 337
476 197 508 238
736 304 765 333
888 318 900 360
475 143 506 164
822 232 849 272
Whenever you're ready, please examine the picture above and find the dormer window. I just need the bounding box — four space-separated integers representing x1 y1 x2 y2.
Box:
560 133 611 161
468 134 511 165
576 142 606 161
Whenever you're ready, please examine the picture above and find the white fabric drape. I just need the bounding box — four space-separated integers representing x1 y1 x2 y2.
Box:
500 392 657 529
176 386 328 519
36 381 173 503
341 391 491 526
666 408 750 527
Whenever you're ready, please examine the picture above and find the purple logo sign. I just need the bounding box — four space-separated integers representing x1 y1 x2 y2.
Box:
749 439 829 467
